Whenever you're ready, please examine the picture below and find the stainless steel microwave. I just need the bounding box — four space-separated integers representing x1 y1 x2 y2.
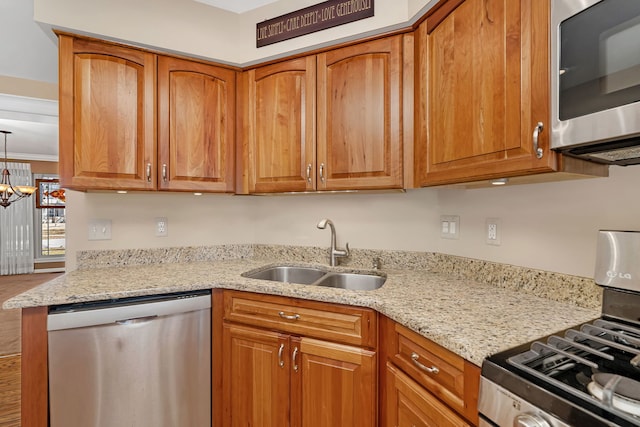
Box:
551 0 640 165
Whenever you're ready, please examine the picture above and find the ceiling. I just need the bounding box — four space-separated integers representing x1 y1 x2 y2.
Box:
194 0 280 14
0 0 290 162
0 0 58 161
0 94 58 161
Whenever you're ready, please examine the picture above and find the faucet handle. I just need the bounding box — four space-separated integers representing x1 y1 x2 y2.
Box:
334 242 350 259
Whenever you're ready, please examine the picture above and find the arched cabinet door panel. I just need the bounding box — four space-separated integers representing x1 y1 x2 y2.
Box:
317 36 404 191
158 56 236 192
59 35 156 191
242 56 316 193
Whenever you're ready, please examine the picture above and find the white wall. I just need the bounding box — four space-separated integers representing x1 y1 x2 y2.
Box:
34 0 434 65
32 0 640 278
66 166 640 278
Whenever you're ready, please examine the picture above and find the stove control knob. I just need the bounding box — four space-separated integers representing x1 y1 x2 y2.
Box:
514 413 551 427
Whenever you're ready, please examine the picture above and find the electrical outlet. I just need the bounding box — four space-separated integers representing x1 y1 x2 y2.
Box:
88 219 112 241
155 217 168 237
440 215 460 240
486 218 501 245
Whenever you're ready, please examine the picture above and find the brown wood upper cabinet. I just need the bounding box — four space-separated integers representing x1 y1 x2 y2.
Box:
157 56 235 192
58 34 235 192
415 0 557 186
58 35 156 191
238 36 404 193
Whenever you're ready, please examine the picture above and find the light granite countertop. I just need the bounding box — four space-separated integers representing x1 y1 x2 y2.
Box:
4 255 601 367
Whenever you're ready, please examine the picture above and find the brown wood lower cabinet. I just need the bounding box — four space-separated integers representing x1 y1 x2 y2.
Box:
220 290 377 427
223 323 290 427
380 316 480 427
385 363 471 427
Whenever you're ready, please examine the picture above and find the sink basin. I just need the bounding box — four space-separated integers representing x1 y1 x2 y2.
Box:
313 273 386 291
242 265 386 290
242 265 326 284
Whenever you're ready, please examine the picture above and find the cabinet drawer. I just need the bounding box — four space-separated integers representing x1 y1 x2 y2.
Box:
386 362 472 427
384 320 479 424
223 291 376 347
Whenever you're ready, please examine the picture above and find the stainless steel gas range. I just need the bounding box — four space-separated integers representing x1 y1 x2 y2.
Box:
479 230 640 427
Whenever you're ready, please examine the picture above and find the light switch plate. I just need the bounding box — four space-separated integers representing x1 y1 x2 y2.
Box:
88 219 112 241
440 215 460 239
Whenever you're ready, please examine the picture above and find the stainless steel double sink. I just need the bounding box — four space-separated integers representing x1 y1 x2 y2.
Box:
241 265 386 291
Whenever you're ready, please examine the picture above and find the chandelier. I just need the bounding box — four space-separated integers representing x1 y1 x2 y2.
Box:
0 130 37 208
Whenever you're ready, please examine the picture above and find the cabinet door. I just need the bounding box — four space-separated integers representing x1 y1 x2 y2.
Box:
386 363 472 427
157 56 235 192
244 57 316 193
58 35 156 191
223 323 291 427
422 0 556 185
291 337 376 427
317 36 403 190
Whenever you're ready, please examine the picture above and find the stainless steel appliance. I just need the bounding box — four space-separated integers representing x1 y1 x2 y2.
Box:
479 230 640 426
551 0 640 165
47 289 211 427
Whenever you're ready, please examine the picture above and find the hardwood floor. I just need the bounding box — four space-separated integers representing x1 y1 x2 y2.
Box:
0 273 61 356
0 354 21 427
0 273 62 427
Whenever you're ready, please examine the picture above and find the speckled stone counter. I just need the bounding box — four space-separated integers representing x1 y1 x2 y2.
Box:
3 245 602 367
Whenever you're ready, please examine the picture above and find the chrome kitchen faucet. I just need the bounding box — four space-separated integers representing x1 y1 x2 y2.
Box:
317 219 349 267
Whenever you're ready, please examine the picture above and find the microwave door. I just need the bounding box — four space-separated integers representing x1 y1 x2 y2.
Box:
552 0 640 151
559 0 640 121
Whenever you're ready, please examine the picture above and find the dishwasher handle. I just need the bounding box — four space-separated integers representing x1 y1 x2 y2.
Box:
48 294 211 331
116 315 158 326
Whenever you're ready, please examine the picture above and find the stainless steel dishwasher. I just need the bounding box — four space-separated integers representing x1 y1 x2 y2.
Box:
47 289 211 427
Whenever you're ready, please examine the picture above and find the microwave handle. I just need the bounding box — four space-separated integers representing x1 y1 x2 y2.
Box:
533 122 544 159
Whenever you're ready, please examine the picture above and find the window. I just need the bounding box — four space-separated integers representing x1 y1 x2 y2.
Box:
34 174 65 261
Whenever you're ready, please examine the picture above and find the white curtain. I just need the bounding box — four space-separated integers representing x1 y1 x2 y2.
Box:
0 162 35 275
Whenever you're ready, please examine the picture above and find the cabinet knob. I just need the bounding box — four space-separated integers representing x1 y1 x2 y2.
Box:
532 122 544 159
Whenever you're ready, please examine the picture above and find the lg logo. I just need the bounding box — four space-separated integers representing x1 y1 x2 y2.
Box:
607 270 632 280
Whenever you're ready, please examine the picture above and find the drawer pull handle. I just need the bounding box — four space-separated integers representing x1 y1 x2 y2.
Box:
278 343 285 368
292 346 299 372
411 352 439 374
306 163 312 183
278 311 300 321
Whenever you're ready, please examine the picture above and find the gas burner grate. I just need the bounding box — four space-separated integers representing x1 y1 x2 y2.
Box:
508 318 640 424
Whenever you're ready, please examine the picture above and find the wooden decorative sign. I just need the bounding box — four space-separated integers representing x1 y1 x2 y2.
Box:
257 0 374 47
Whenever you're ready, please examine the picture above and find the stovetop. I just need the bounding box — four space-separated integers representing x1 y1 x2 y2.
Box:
482 288 640 427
